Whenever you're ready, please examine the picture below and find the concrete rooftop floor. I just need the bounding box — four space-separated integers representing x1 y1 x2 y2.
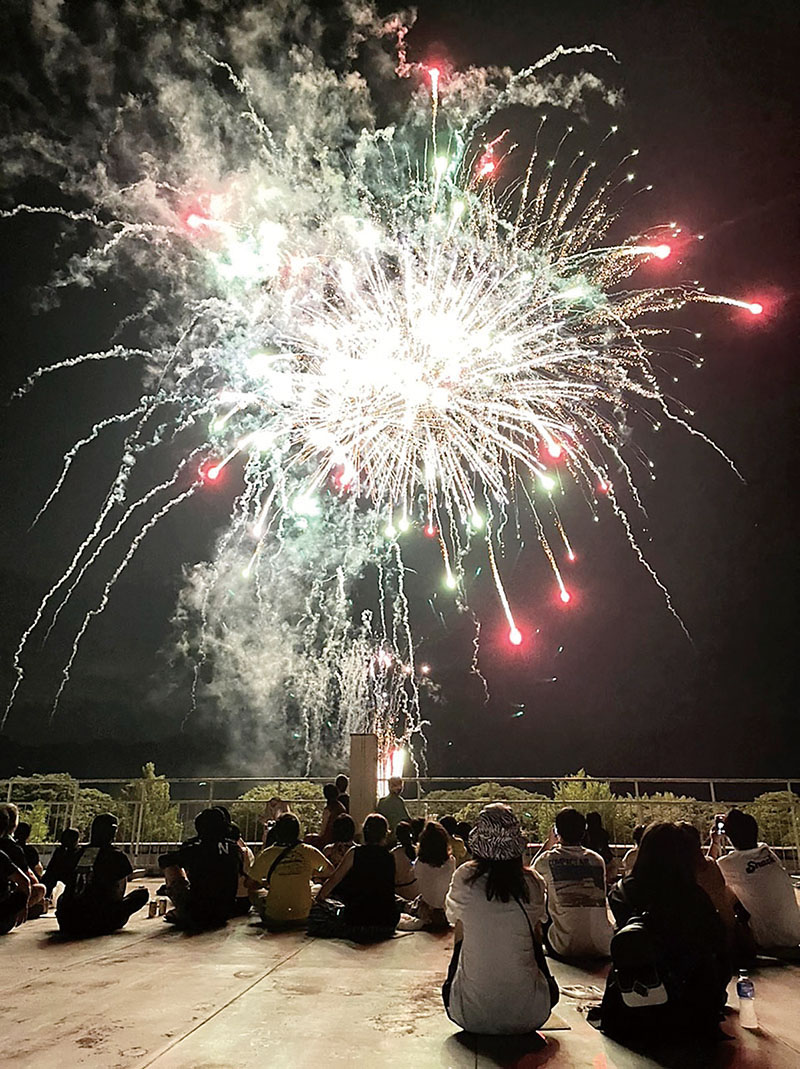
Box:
4 878 800 1069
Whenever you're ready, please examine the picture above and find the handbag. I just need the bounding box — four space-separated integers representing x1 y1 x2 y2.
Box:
513 895 560 1008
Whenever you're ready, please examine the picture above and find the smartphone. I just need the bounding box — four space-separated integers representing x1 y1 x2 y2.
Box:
714 816 725 834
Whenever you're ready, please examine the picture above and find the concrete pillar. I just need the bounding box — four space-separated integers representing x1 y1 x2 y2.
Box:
349 733 378 831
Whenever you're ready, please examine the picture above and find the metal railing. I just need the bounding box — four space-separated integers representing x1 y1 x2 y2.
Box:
3 774 798 871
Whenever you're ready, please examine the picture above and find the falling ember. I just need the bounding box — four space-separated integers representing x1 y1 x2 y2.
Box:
560 590 571 603
508 627 523 646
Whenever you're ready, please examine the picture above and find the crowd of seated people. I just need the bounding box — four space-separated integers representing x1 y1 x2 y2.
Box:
4 778 800 1054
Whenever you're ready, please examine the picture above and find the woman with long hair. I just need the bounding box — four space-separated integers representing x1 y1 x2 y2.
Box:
323 814 357 870
443 804 555 1035
392 821 419 901
414 820 456 928
595 821 730 1039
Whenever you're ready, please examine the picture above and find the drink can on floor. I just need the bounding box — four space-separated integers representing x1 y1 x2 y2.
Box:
148 899 158 918
158 897 168 915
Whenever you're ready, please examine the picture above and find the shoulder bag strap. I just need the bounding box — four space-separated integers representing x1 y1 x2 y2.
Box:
266 842 299 886
513 893 560 1007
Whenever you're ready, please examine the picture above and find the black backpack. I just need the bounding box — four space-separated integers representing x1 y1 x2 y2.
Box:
610 913 670 1009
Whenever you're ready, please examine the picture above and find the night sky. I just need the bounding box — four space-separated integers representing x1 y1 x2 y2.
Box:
0 1 797 779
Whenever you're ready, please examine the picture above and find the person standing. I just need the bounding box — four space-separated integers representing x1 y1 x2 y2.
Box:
335 775 350 813
376 777 410 835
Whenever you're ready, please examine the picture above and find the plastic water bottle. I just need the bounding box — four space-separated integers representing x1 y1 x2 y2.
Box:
736 970 758 1029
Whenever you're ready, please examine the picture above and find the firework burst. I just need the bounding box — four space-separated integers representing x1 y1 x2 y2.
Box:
0 5 756 770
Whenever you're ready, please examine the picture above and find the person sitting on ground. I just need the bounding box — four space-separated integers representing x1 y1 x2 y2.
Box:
533 807 612 959
14 822 43 878
410 817 426 844
228 821 254 916
712 808 800 957
456 821 473 859
306 784 346 849
376 777 411 836
57 813 149 938
159 808 240 930
316 813 400 941
247 813 333 929
42 827 81 903
679 821 753 967
593 822 730 1040
584 810 617 886
439 816 468 867
621 824 646 876
323 814 357 870
391 821 419 901
0 804 47 919
414 820 456 929
444 803 555 1035
0 848 31 935
335 774 350 813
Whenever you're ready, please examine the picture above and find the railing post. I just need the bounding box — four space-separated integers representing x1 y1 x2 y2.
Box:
134 781 146 854
70 781 79 829
709 780 717 805
788 780 800 874
208 781 214 806
634 780 642 827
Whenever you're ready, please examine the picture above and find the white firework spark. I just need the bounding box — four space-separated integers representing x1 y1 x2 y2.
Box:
0 4 757 770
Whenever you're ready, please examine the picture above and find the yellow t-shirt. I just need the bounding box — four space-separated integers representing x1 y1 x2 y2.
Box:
248 843 332 921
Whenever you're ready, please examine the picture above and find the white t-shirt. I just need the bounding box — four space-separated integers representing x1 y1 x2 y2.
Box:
445 865 551 1035
621 845 638 875
717 844 800 948
533 843 612 958
413 855 456 909
391 845 419 900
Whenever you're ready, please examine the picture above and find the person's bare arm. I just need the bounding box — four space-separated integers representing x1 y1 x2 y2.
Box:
707 825 724 860
317 847 354 900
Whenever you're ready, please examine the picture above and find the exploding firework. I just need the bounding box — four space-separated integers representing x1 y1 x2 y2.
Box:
0 4 756 772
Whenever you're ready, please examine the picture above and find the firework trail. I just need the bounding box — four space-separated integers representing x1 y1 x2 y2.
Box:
0 2 760 771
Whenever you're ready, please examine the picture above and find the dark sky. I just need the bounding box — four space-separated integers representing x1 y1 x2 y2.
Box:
0 0 798 779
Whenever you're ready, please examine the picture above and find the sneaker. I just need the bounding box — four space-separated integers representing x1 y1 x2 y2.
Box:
397 914 425 931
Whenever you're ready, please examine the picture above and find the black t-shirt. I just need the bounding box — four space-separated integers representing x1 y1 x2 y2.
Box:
58 844 133 911
21 843 40 871
159 838 240 915
0 836 29 873
42 845 80 894
340 844 398 928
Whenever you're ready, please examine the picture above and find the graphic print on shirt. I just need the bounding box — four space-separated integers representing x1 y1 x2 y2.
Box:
71 847 100 900
549 857 606 908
